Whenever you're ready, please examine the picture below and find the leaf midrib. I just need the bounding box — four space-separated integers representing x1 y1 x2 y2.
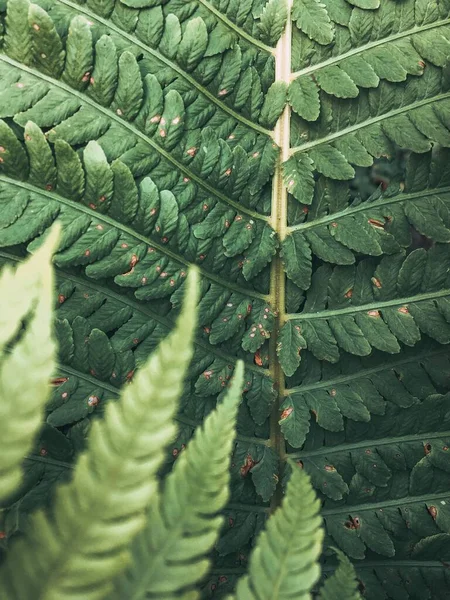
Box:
0 249 270 375
195 0 275 54
290 429 450 460
291 17 450 81
56 0 273 135
323 560 446 571
289 90 450 156
286 346 448 395
211 488 450 515
288 186 450 233
0 54 269 223
0 176 268 300
287 288 450 320
211 561 448 574
322 490 450 516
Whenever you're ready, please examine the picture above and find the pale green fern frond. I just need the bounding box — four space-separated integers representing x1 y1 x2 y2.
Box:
234 466 323 600
0 268 199 600
319 550 362 600
115 361 245 600
0 226 59 504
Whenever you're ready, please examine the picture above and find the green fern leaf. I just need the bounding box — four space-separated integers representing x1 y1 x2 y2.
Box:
0 227 58 503
1 0 450 592
259 0 288 46
234 465 323 599
318 550 362 600
0 268 199 599
292 0 335 45
114 361 244 600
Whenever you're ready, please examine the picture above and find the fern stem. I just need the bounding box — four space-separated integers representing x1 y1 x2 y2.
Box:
0 177 269 301
195 0 276 55
289 89 450 156
322 561 447 571
287 185 450 234
0 55 270 223
55 0 275 137
322 491 450 516
25 455 74 470
285 346 448 396
290 18 450 81
285 289 450 320
289 430 450 460
267 0 293 512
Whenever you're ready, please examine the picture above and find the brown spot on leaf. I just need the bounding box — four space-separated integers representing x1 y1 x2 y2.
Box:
240 454 256 477
428 506 437 520
280 407 293 420
51 377 68 386
371 277 382 288
368 218 385 229
88 395 99 407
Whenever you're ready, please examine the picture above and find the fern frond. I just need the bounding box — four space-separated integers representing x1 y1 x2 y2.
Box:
282 148 450 291
278 244 450 374
284 0 450 224
0 0 280 443
0 117 277 395
319 550 362 600
286 390 450 565
0 268 199 600
354 558 450 599
291 0 449 108
115 360 244 600
0 227 58 504
1 0 450 591
234 466 323 600
281 341 447 450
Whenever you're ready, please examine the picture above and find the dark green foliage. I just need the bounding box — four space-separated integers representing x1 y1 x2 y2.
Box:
0 0 450 597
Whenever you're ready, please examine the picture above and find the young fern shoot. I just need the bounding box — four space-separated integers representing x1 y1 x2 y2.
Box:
115 361 245 600
0 269 200 600
0 226 59 503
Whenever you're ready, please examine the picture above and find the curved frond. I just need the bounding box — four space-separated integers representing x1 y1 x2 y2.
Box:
0 269 199 600
318 549 362 600
0 227 58 504
234 466 324 600
115 361 244 600
291 0 450 110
